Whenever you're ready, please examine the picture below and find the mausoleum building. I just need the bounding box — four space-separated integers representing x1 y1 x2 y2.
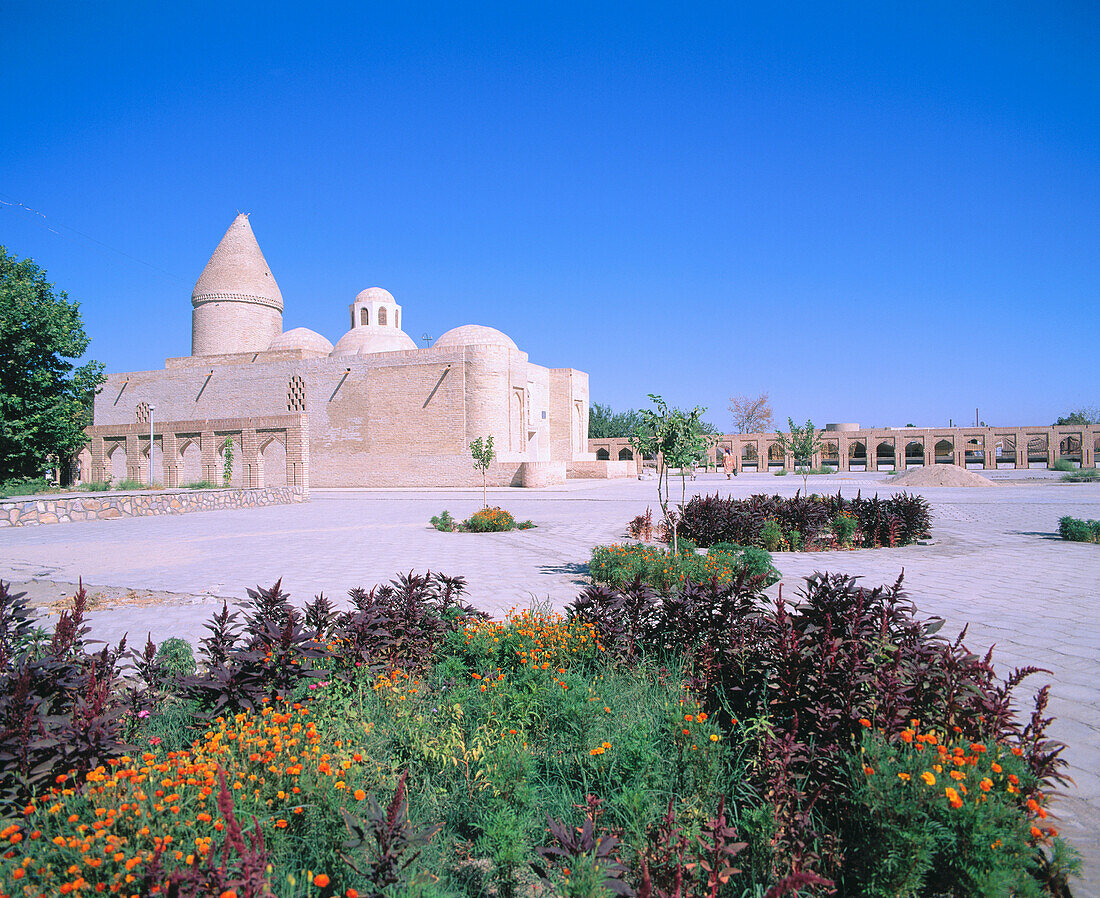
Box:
86 214 629 490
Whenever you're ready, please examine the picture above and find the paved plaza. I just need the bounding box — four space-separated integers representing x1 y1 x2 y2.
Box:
2 471 1099 892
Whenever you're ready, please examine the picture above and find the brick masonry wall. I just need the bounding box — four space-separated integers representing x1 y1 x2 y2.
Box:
0 486 306 528
93 342 597 487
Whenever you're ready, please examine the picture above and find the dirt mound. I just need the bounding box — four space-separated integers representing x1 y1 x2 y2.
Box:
890 465 996 488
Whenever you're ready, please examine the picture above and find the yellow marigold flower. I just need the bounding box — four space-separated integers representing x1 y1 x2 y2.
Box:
921 772 936 786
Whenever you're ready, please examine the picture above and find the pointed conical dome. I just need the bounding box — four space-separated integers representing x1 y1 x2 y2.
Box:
191 214 284 356
192 213 283 311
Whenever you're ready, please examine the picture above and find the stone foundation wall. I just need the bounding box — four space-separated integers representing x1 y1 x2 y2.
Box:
0 486 307 527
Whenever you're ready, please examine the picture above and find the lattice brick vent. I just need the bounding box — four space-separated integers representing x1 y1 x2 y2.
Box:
135 402 150 424
287 375 306 412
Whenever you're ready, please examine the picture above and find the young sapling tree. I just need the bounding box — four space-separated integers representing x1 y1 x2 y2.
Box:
470 435 494 507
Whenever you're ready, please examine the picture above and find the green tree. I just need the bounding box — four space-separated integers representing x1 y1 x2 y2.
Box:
1054 407 1099 426
0 247 104 481
587 402 644 438
470 434 495 507
629 394 708 554
774 417 824 493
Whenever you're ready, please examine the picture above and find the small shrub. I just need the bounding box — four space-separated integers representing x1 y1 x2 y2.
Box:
80 480 112 491
1048 458 1076 472
773 467 788 476
1058 515 1100 543
831 512 858 545
114 477 148 491
155 636 197 680
760 519 784 551
627 506 654 541
431 510 457 531
1061 467 1099 483
182 479 217 489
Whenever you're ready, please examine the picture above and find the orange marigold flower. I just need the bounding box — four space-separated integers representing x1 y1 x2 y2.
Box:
980 778 993 792
921 772 936 786
314 874 330 888
859 718 871 728
354 790 366 801
897 773 911 782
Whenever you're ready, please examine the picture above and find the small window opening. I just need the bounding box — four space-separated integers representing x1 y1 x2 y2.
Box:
378 307 388 326
360 307 369 326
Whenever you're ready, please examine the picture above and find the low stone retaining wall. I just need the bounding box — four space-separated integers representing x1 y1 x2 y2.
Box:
0 486 307 527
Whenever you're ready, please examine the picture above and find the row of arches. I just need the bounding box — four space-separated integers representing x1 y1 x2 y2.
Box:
100 433 289 488
590 428 1100 473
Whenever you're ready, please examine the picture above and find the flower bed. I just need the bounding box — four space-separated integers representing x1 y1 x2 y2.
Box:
589 542 779 591
0 569 1079 896
675 491 932 550
430 506 535 532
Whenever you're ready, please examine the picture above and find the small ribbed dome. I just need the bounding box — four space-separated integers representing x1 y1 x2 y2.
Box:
434 325 518 351
331 328 417 356
268 327 334 354
355 287 395 305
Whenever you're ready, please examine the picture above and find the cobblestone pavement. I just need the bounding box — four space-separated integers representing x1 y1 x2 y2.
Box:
2 471 1098 892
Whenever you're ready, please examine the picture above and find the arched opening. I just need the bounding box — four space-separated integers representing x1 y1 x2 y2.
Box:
964 438 984 469
595 447 610 461
741 444 758 470
848 441 867 471
178 439 202 484
360 307 369 326
259 436 287 487
905 441 924 467
1027 436 1048 465
821 442 839 465
511 389 524 451
395 310 400 329
142 439 164 486
618 447 634 461
767 443 784 468
876 440 896 471
106 442 127 482
216 436 243 487
1059 435 1082 466
996 437 1015 468
377 306 388 326
934 439 954 464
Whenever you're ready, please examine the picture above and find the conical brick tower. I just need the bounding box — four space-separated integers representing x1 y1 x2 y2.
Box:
191 214 284 355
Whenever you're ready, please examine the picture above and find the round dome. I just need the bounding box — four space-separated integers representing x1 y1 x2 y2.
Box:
354 287 396 305
331 328 417 356
434 325 518 351
268 327 334 354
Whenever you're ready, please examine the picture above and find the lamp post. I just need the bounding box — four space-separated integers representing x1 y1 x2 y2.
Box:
148 405 156 487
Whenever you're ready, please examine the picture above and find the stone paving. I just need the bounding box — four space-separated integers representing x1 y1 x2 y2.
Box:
2 471 1099 893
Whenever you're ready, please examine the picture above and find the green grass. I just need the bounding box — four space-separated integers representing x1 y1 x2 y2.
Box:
182 480 217 489
79 480 113 491
0 476 52 498
1062 467 1099 483
1049 458 1077 473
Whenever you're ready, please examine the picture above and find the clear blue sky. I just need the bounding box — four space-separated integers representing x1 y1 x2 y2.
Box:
2 1 1097 429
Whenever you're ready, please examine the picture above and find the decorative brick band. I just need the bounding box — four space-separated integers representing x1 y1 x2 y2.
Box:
0 486 306 528
192 292 283 312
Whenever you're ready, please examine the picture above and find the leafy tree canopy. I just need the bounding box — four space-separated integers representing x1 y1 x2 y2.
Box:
1054 407 1099 426
588 402 644 438
590 401 717 438
0 247 104 480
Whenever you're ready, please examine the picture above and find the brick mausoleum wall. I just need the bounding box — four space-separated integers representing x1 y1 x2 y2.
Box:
0 486 306 528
